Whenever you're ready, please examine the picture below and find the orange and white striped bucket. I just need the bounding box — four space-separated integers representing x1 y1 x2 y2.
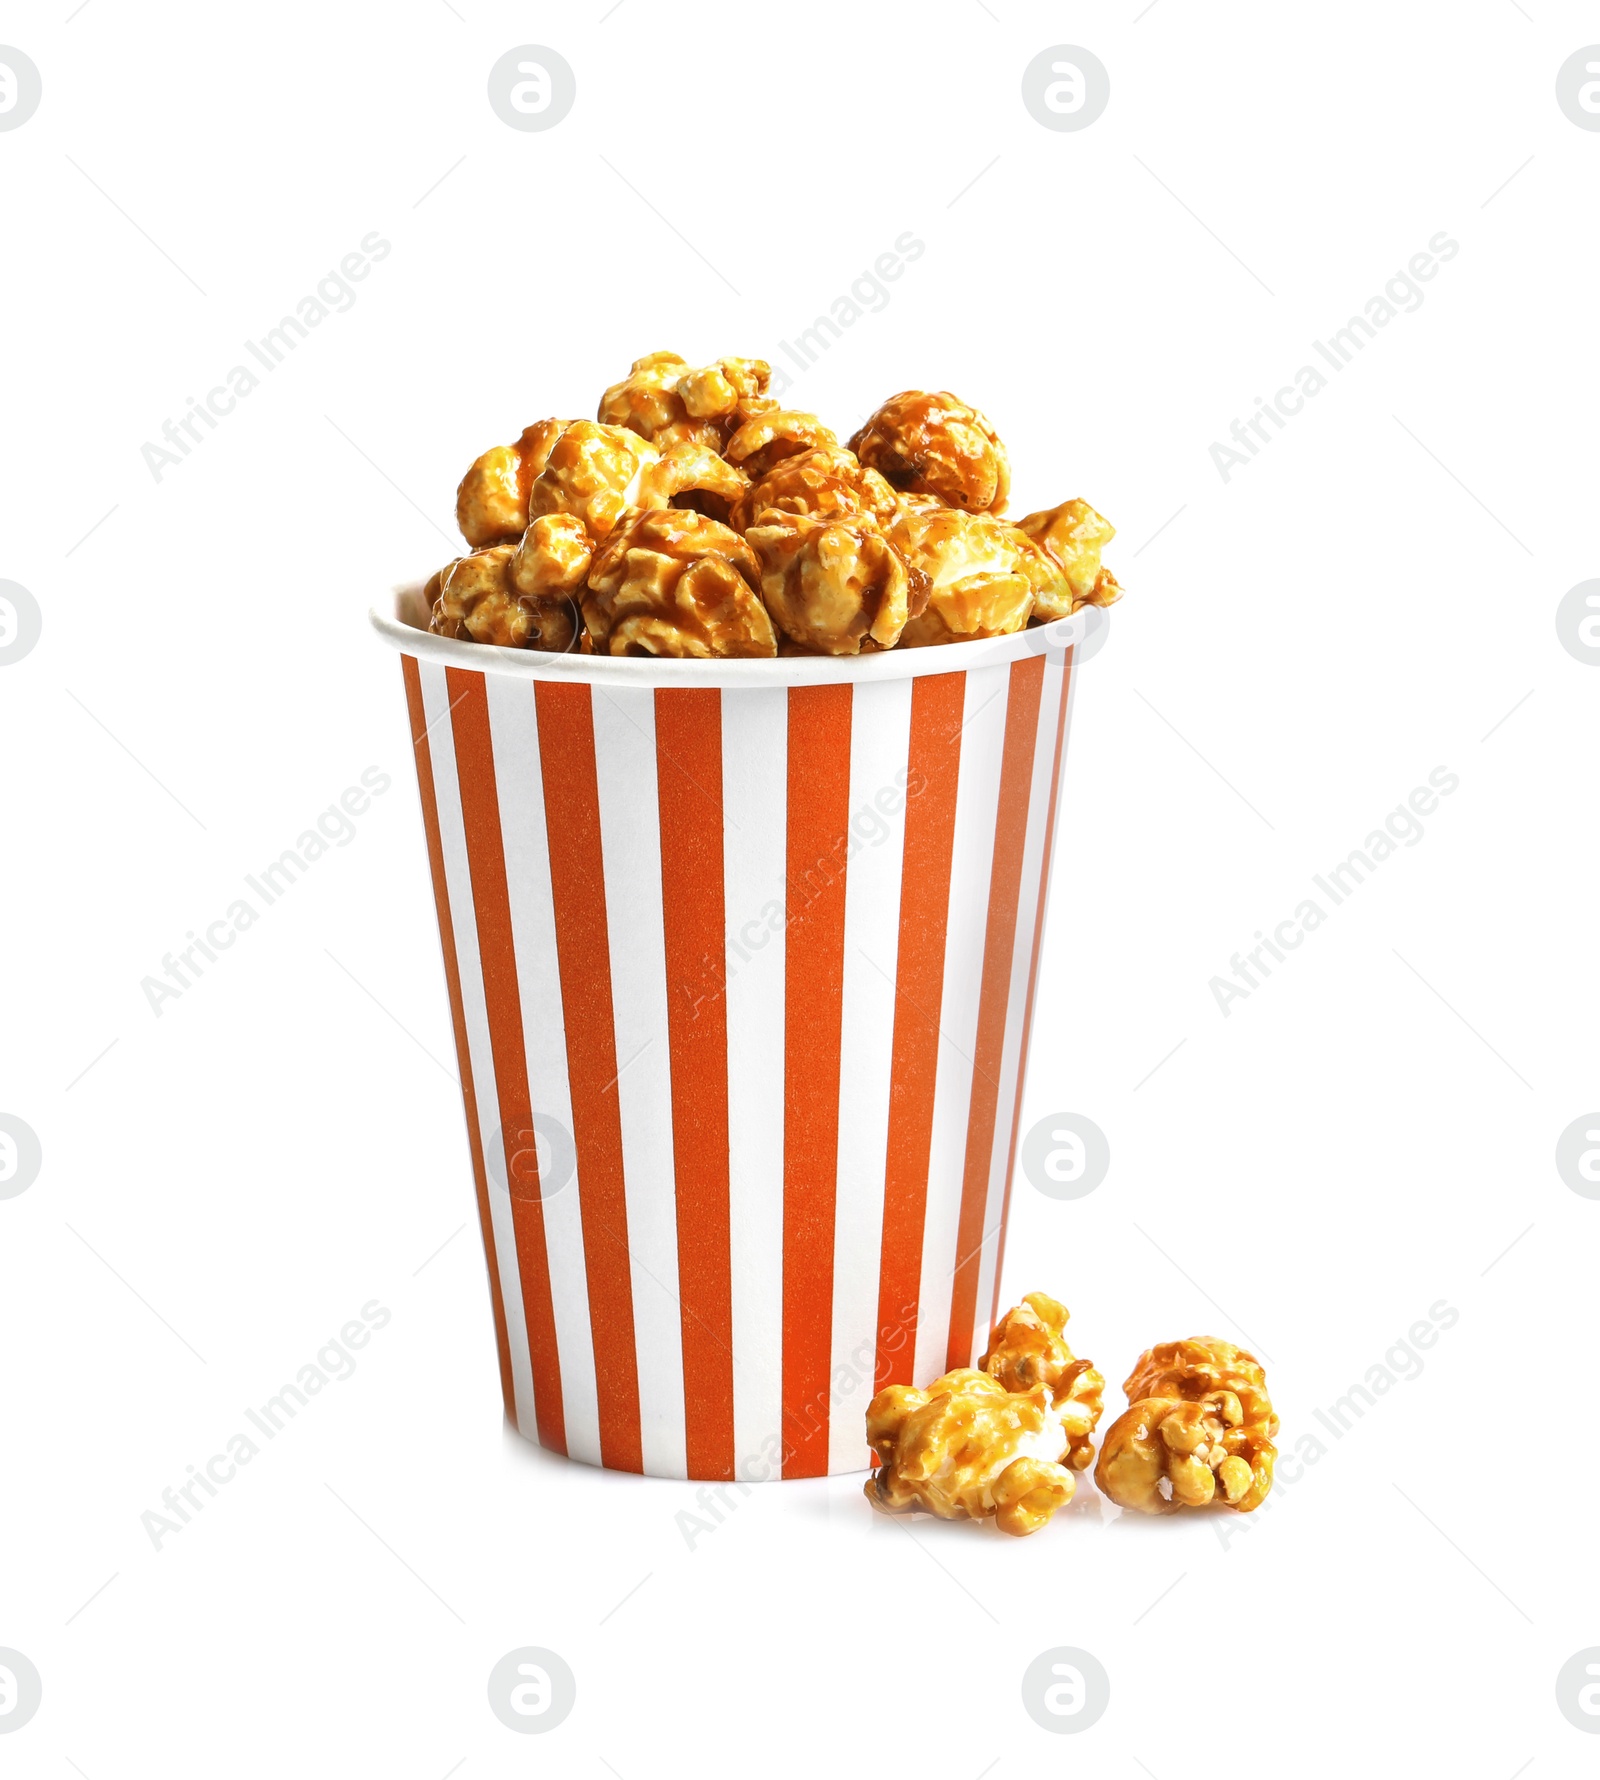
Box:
373 590 1096 1482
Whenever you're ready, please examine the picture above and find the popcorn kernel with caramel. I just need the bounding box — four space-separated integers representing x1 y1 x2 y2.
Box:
428 543 576 652
849 390 1011 515
980 1292 1105 1471
1095 1391 1275 1515
746 510 914 656
1122 1337 1278 1439
731 445 899 534
529 421 660 544
1013 499 1118 622
584 508 776 659
455 418 571 548
724 410 839 482
889 502 1035 646
864 1369 1077 1537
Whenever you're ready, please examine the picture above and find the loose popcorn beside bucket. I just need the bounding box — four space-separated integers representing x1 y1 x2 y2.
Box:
372 593 1096 1479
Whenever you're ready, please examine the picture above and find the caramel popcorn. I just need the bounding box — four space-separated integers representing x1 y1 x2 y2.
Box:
428 544 577 652
641 440 749 523
730 445 899 534
1013 500 1118 622
426 355 1125 658
724 409 838 482
1095 1391 1275 1515
510 513 593 602
889 502 1035 646
676 356 774 424
1122 1338 1278 1440
746 510 914 656
865 1369 1077 1537
529 421 660 543
849 390 1010 515
980 1292 1105 1470
456 417 571 547
599 352 775 453
584 508 776 658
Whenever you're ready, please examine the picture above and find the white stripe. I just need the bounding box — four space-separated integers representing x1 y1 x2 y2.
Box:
418 662 536 1437
913 664 1010 1385
827 676 913 1473
973 658 1068 1350
484 675 602 1468
720 687 789 1481
590 686 689 1479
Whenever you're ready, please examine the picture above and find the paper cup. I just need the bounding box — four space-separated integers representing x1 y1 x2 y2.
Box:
372 588 1094 1481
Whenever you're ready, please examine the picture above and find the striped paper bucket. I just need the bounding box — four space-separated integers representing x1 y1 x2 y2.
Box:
373 589 1095 1481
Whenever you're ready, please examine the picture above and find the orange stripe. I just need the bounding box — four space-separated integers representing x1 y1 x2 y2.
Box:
654 688 735 1481
873 673 966 1390
781 683 853 1477
946 657 1047 1369
445 666 566 1454
534 682 645 1475
402 658 516 1421
990 655 1075 1325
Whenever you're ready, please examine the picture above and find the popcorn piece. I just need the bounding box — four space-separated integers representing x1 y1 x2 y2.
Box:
865 1369 1077 1537
676 356 773 422
980 1292 1105 1471
724 410 838 482
641 440 750 524
456 418 571 547
730 445 899 534
849 390 1010 515
511 513 593 601
745 510 915 656
1012 500 1117 622
1095 1391 1275 1515
598 351 711 449
584 508 776 658
529 421 660 543
889 502 1034 646
1122 1337 1278 1439
428 544 577 652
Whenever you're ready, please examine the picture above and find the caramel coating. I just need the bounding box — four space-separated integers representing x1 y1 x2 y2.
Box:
529 421 660 543
980 1292 1105 1471
1013 500 1118 622
428 544 577 652
455 418 571 547
641 440 749 522
1122 1338 1278 1439
1095 1392 1275 1515
724 410 838 482
865 1369 1076 1537
584 508 776 659
889 502 1035 646
676 355 773 422
746 510 913 656
597 351 716 452
731 445 899 534
599 351 775 454
511 513 593 601
849 390 1010 515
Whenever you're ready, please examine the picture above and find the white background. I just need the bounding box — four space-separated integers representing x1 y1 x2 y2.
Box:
3 1 1597 1771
